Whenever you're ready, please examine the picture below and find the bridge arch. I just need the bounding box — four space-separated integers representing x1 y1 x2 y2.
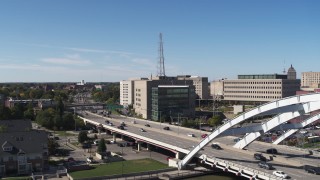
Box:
273 112 320 144
233 101 320 149
178 93 320 169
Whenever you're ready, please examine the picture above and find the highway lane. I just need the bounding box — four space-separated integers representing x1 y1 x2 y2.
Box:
81 112 320 179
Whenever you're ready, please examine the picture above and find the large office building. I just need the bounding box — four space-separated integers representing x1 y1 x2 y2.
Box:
301 72 320 89
151 85 195 121
212 65 301 104
120 78 148 107
132 76 195 120
177 75 209 99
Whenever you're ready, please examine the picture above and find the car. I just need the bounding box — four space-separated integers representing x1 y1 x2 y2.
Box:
86 157 94 164
145 124 151 127
299 130 308 134
201 134 208 138
266 148 278 154
163 126 170 130
140 128 146 132
121 122 126 126
304 165 320 175
258 161 273 170
108 122 114 126
105 140 111 144
93 140 99 145
82 143 91 149
105 120 110 124
132 120 136 124
233 137 242 143
110 140 115 144
254 153 267 161
67 157 75 162
211 143 222 150
316 125 320 129
187 133 195 137
118 125 124 130
117 143 126 147
273 171 288 178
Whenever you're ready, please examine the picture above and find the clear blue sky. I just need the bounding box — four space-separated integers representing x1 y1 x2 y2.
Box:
0 0 319 82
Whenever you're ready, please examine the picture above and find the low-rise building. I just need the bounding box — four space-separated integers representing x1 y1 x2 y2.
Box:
0 120 48 176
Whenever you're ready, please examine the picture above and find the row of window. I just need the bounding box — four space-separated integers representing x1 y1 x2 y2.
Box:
224 91 282 94
225 86 282 89
224 95 280 99
225 81 282 85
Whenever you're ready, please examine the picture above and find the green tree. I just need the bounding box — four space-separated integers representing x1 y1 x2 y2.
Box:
78 131 88 144
97 138 107 153
48 138 58 155
0 105 11 120
208 115 223 127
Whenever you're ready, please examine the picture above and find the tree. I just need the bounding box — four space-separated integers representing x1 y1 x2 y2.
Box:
78 131 88 144
97 138 107 153
208 115 223 127
48 138 58 155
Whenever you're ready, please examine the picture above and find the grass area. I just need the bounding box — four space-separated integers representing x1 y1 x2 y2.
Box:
2 176 32 180
69 158 168 179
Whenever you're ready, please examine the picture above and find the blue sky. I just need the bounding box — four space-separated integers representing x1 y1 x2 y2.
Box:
0 0 319 82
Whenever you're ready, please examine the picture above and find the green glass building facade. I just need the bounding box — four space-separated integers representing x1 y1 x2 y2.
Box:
151 85 195 121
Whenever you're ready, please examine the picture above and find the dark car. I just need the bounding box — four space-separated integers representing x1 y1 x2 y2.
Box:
118 125 124 130
211 143 222 150
254 153 267 161
163 126 170 130
82 143 92 149
145 124 151 127
305 166 320 175
105 120 110 124
258 161 273 170
266 148 278 154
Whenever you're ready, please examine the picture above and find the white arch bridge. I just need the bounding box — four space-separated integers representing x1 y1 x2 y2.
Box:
179 93 320 169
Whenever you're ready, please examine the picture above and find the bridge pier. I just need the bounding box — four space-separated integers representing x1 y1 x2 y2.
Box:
112 133 116 142
147 143 150 151
175 152 182 159
137 142 142 151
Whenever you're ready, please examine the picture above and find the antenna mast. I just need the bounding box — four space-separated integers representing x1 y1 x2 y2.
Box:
158 33 166 77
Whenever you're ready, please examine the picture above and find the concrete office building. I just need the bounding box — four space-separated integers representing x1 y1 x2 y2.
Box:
301 72 320 89
120 78 148 107
177 75 209 99
133 76 195 120
210 80 224 100
223 65 300 103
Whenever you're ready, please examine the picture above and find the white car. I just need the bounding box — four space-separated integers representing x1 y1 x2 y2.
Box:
187 133 195 137
140 128 146 132
299 130 308 134
273 171 288 178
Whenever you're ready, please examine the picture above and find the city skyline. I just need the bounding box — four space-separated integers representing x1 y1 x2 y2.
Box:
0 0 319 82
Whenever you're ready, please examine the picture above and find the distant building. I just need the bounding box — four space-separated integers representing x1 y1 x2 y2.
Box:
94 85 106 91
210 79 224 100
0 120 48 176
120 78 148 107
76 80 86 86
177 75 209 99
221 65 300 104
301 72 320 90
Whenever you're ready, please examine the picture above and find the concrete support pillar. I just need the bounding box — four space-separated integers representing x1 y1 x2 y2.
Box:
112 133 116 142
175 152 182 159
121 134 124 140
147 144 150 151
137 142 142 151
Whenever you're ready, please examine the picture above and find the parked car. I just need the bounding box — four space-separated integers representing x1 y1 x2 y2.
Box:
86 157 94 164
163 126 170 130
273 171 288 178
145 124 151 127
266 148 278 154
254 153 267 161
108 122 114 126
82 143 92 149
211 143 222 150
140 128 146 132
305 165 320 175
118 125 124 130
67 157 75 162
187 133 195 137
105 120 110 124
201 134 208 138
233 137 242 143
258 161 273 170
121 122 126 126
93 140 99 145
